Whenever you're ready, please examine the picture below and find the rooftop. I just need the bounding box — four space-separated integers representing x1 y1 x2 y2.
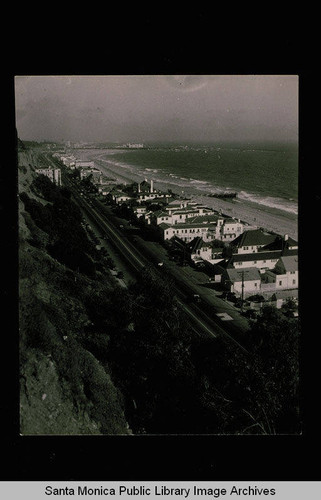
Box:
188 237 211 253
261 235 298 251
154 211 170 218
225 267 262 282
278 255 298 272
232 229 277 248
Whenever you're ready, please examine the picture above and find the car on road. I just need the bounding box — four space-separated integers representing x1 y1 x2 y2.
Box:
219 291 237 302
117 271 124 279
187 293 201 303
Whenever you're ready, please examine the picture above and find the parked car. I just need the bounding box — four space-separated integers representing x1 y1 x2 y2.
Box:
117 271 124 279
247 294 265 303
188 293 201 303
226 292 237 303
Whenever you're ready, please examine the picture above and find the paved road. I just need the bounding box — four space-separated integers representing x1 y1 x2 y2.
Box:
60 167 250 354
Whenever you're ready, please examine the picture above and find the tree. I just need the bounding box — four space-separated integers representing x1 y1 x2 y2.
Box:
247 305 300 433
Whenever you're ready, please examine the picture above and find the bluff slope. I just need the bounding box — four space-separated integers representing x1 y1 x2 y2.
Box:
18 142 131 435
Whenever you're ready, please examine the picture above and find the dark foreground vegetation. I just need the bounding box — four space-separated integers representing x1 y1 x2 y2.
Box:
19 156 300 434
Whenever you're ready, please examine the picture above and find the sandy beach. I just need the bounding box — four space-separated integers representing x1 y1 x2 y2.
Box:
79 150 298 241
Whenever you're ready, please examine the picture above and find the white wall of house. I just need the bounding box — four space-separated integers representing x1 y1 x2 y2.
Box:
115 195 133 203
275 273 298 290
191 246 212 261
133 207 147 218
236 243 267 254
163 225 220 243
228 279 261 296
221 233 238 242
233 257 279 270
235 279 260 296
263 269 298 290
156 213 173 225
35 168 61 186
221 221 243 237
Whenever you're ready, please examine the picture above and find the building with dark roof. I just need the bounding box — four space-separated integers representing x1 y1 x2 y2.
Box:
231 228 278 254
260 234 298 252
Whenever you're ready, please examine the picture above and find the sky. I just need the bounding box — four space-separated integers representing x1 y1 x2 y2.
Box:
14 75 298 144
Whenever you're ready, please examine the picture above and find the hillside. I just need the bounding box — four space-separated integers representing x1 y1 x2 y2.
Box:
18 143 131 435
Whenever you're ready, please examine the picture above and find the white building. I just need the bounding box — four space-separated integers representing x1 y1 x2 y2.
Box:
35 168 62 186
231 228 277 254
159 221 221 243
132 205 148 218
110 190 134 204
230 250 282 271
80 167 102 184
222 267 262 297
60 155 76 168
75 160 95 169
263 255 298 291
220 218 246 241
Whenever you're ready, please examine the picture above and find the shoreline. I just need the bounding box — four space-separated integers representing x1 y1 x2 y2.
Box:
77 150 298 241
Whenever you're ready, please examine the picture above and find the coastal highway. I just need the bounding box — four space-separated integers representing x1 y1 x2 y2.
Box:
60 170 249 353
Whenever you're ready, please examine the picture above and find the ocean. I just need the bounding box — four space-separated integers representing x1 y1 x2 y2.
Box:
85 144 298 214
83 142 298 217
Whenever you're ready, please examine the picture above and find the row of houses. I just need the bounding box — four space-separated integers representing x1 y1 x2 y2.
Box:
40 160 298 309
184 228 299 306
158 215 247 243
107 179 258 244
108 175 299 309
106 177 298 306
54 154 109 186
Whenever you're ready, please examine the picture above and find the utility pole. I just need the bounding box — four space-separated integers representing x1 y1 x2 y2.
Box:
241 270 245 312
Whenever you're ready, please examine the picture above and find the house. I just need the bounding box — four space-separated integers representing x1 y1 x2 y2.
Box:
152 206 217 226
164 199 191 213
270 289 299 309
231 228 278 254
60 155 76 168
221 267 262 297
109 189 134 204
263 255 298 291
260 234 298 252
152 210 173 225
79 167 102 184
158 220 220 243
220 218 244 241
75 160 95 169
132 205 148 218
229 250 282 271
188 237 212 263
